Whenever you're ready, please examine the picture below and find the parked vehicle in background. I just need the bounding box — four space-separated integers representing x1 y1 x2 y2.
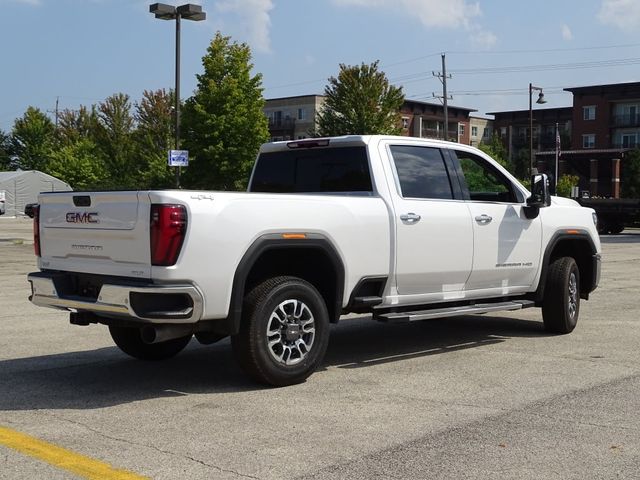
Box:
27 136 601 386
576 197 640 234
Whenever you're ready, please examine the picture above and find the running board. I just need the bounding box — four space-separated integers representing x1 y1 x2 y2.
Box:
375 300 535 323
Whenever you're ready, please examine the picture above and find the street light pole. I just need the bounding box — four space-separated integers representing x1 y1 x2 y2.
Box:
150 3 206 188
529 83 546 176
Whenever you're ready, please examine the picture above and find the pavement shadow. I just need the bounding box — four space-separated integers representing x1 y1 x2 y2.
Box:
0 314 547 411
600 231 640 244
323 314 547 369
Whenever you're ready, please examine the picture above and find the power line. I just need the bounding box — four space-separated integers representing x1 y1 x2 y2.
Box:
446 42 640 56
450 57 640 75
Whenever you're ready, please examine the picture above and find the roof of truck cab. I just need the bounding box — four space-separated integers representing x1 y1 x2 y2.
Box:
260 135 466 152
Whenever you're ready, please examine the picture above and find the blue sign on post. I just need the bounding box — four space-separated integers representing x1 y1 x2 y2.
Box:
168 150 189 167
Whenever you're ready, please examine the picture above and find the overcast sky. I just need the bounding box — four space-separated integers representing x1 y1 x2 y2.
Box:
1 0 639 130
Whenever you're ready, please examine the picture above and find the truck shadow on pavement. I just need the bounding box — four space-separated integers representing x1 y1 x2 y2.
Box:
0 315 548 411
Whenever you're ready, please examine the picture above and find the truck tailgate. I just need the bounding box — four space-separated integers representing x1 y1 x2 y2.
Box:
38 191 152 279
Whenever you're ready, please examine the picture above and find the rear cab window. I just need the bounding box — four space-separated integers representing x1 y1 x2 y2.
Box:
249 146 373 194
389 145 454 200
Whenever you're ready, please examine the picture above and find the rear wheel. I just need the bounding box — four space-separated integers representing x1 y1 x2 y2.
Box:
542 257 580 334
109 325 192 360
231 276 330 387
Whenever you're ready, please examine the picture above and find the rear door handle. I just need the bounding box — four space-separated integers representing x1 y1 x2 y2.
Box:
400 213 421 223
475 214 493 225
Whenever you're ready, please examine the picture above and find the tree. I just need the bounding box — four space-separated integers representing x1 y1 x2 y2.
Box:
315 61 404 137
57 106 98 146
622 148 640 198
94 93 136 188
10 107 55 170
46 138 107 190
181 32 269 190
478 133 509 169
134 89 175 188
0 130 12 170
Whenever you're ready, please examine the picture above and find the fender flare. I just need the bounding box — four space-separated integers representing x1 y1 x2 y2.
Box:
225 233 346 335
535 229 598 303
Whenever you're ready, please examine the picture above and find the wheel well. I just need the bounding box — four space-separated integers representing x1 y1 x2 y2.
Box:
244 247 341 322
546 238 595 297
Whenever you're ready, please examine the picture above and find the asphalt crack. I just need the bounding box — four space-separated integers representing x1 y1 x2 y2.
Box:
42 412 262 480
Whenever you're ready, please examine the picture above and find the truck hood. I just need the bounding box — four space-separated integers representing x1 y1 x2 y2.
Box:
551 196 580 207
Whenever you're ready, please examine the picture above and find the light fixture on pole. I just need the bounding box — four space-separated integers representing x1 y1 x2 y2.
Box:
529 83 547 176
150 3 206 188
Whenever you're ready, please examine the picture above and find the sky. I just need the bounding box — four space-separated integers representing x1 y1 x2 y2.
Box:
1 0 640 131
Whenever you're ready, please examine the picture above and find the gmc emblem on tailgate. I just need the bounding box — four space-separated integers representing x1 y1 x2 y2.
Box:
66 212 99 224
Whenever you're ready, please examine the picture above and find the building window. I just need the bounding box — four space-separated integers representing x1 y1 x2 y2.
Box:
459 124 465 136
298 108 306 120
622 133 638 148
500 127 507 138
471 126 478 137
401 117 410 129
582 134 595 149
583 105 596 121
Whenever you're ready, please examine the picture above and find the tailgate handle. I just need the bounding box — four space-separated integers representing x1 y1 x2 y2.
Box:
73 196 91 207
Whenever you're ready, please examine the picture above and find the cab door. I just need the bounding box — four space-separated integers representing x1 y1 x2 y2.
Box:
388 144 474 300
452 149 542 294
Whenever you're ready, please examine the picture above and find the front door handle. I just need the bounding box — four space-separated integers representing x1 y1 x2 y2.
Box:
400 213 421 223
475 214 493 225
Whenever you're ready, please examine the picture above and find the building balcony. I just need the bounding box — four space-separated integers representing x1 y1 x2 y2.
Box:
269 117 296 128
612 114 640 128
419 128 460 140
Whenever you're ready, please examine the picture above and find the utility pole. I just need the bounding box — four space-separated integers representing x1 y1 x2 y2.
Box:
433 53 452 141
54 97 59 128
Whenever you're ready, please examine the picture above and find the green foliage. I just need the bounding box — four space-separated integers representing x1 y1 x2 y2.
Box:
46 138 107 190
133 89 175 188
315 61 404 137
556 174 580 198
460 158 509 194
478 133 508 169
57 106 98 146
94 93 136 188
622 148 640 198
0 130 12 170
181 32 269 191
10 107 55 170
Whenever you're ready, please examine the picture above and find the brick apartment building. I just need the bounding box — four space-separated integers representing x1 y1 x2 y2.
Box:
264 96 480 144
490 81 640 198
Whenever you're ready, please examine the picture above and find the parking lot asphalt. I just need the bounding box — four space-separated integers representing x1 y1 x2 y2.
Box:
1 217 639 479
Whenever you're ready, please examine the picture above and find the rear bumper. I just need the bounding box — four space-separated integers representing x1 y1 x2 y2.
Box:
28 272 204 324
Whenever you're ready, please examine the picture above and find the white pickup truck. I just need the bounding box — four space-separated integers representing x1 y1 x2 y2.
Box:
28 135 601 386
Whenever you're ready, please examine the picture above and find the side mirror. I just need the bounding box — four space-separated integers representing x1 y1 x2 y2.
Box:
527 173 551 208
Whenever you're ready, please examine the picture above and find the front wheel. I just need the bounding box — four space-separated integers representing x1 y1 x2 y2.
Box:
542 257 580 334
109 325 192 360
231 276 330 387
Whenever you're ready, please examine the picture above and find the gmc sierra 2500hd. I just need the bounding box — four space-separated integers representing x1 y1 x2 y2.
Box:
28 136 601 386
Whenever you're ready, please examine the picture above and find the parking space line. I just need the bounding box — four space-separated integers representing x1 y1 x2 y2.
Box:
0 425 148 480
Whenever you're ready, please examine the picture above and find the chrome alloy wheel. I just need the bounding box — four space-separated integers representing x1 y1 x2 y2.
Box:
266 299 316 366
568 272 578 320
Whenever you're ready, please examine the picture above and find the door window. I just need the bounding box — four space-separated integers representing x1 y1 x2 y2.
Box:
390 146 453 200
454 150 518 203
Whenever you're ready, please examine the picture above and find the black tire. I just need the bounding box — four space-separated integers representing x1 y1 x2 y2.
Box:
108 325 192 360
610 224 625 234
231 276 330 387
542 257 580 334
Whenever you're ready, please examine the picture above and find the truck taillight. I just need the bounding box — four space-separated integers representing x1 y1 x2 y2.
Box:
33 205 41 257
150 204 187 266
